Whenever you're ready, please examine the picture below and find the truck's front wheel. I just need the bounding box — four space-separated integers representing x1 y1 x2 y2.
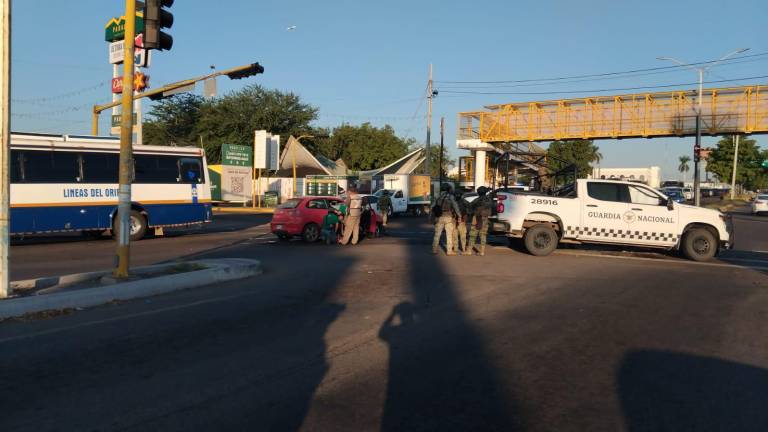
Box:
523 224 558 256
681 228 717 261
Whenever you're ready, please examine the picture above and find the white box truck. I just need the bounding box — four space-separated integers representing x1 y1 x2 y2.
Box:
373 174 432 216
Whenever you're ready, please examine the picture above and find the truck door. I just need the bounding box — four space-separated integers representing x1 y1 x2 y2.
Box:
625 184 680 246
579 182 630 243
393 190 406 213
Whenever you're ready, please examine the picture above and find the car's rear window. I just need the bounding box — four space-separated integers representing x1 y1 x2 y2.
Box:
278 199 302 209
758 195 768 200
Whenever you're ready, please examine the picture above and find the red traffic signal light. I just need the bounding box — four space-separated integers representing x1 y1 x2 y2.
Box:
143 0 174 50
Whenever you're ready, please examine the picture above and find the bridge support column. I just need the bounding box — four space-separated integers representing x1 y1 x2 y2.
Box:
473 150 487 190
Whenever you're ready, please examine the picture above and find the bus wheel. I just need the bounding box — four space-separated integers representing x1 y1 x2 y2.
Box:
114 210 147 241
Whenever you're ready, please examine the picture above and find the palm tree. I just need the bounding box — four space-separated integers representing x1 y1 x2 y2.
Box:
592 147 603 178
678 155 690 181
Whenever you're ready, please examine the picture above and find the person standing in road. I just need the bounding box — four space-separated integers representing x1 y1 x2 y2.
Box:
378 190 392 234
432 183 460 255
453 191 469 255
465 186 493 256
341 186 363 245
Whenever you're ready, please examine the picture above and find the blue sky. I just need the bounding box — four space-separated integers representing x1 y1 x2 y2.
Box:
10 0 768 179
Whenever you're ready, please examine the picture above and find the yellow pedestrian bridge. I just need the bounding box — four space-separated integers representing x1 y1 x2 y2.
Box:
457 84 768 144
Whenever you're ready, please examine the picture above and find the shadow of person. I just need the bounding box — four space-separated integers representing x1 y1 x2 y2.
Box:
377 241 523 432
272 302 347 432
618 349 768 432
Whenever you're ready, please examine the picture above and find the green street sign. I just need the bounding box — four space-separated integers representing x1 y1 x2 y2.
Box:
221 144 253 167
105 14 145 42
111 113 137 127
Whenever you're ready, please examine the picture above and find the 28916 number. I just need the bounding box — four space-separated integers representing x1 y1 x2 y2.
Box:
530 198 558 205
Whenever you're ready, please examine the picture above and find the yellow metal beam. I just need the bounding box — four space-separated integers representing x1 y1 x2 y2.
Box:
458 84 768 143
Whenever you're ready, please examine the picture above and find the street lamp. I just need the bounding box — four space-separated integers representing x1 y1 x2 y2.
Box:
657 48 749 206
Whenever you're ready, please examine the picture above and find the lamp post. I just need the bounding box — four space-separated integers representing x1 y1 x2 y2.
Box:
657 48 749 207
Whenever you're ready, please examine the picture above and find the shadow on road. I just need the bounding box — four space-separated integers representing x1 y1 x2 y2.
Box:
377 233 524 431
618 349 768 432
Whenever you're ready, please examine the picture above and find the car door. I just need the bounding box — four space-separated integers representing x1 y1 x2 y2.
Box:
579 182 630 243
305 198 329 227
626 184 680 246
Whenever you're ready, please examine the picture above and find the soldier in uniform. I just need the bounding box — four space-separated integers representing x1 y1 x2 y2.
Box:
452 191 469 255
378 190 392 233
431 183 460 255
465 186 493 256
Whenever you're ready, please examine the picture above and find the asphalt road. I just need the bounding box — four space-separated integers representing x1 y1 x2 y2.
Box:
2 213 768 431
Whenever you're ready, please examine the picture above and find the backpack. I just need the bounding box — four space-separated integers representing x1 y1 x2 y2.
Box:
474 195 492 218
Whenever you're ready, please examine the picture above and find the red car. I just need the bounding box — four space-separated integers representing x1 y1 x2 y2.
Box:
271 196 342 242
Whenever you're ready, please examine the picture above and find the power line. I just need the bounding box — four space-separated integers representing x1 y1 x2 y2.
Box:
437 75 768 96
434 51 768 84
12 82 107 103
436 56 768 90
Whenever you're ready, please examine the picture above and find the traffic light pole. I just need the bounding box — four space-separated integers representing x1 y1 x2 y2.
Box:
114 0 137 278
91 63 264 135
0 0 10 298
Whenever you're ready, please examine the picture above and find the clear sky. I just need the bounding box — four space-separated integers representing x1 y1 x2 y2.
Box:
10 0 768 180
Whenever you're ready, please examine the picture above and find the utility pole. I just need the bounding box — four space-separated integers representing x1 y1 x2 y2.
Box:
730 134 740 200
0 0 10 298
114 0 137 278
694 69 703 207
425 63 433 177
438 117 444 187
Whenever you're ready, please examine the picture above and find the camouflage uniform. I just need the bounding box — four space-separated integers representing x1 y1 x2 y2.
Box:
465 192 493 256
378 194 392 227
432 191 460 255
452 194 469 254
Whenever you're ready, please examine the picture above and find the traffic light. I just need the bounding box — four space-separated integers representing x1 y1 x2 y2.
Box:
143 0 174 50
226 63 265 80
694 143 701 162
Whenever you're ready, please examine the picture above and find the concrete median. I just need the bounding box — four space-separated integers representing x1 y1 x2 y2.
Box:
1 259 262 320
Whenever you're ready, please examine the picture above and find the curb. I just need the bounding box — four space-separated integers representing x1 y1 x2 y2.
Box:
213 207 275 215
0 259 262 320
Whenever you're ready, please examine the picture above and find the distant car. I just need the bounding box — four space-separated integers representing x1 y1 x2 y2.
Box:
271 196 342 242
752 194 768 215
665 189 686 204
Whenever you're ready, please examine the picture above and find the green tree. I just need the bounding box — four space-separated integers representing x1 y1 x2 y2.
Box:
678 155 690 181
547 139 601 179
705 136 768 190
318 123 411 171
144 94 204 147
144 84 318 163
422 144 455 179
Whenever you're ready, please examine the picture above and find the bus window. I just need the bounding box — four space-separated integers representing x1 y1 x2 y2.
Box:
134 154 181 183
22 150 80 183
81 152 119 183
179 158 204 184
10 149 21 183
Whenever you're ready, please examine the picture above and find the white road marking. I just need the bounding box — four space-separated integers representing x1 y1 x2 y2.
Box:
553 250 768 271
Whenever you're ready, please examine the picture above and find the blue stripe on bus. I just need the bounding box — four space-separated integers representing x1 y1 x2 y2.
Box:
10 203 212 234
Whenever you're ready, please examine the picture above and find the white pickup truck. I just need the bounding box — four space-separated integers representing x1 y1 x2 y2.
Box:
491 179 732 261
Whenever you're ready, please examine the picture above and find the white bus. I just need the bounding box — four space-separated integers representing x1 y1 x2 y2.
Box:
10 132 212 240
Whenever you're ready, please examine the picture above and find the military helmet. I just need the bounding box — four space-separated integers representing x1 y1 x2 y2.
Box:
477 186 489 195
